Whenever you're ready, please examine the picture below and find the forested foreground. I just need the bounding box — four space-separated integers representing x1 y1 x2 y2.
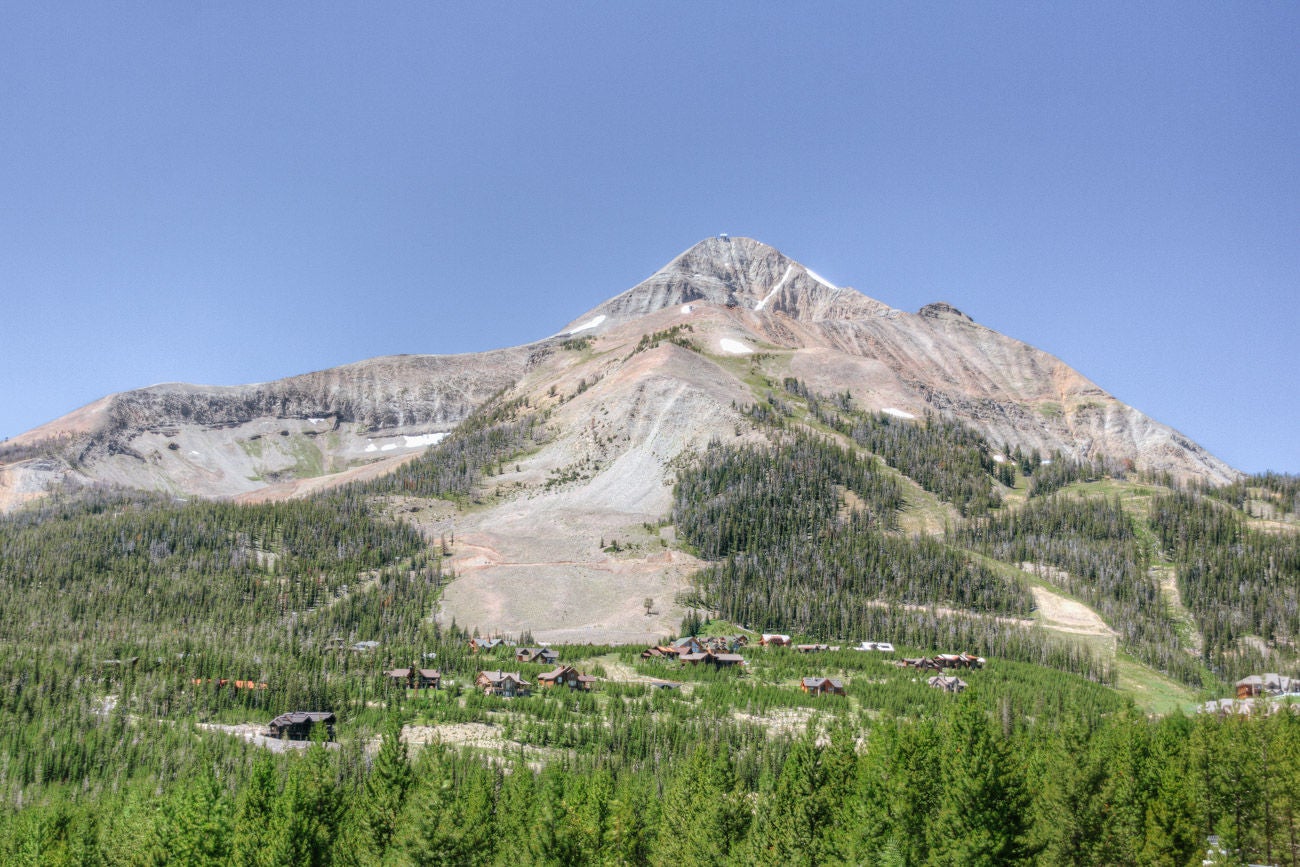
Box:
6 677 1300 867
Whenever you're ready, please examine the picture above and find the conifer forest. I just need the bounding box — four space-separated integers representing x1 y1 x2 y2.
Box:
2 385 1299 865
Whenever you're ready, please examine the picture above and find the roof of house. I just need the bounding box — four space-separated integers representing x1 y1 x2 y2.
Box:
538 665 577 681
478 670 530 685
418 669 441 679
801 676 845 689
384 668 412 678
270 711 335 727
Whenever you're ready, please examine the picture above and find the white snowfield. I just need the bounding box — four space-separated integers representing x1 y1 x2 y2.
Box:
364 432 447 453
882 407 916 420
567 314 606 335
754 264 795 312
719 338 753 355
805 268 837 290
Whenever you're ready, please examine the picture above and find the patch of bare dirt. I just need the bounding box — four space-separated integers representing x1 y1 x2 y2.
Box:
1028 585 1117 646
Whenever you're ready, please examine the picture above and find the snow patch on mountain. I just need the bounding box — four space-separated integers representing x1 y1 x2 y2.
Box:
755 265 795 311
805 268 836 290
568 315 607 335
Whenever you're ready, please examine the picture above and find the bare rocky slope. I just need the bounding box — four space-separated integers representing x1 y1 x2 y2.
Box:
0 237 1238 641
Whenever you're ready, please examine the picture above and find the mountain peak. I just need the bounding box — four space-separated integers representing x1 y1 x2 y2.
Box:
561 236 884 333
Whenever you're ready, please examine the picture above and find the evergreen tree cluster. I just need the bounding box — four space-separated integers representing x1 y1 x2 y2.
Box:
1152 490 1300 679
954 493 1204 685
780 378 1002 516
359 396 546 500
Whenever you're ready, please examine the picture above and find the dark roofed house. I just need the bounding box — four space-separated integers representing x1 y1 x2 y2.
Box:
383 667 414 688
268 711 336 740
469 637 511 654
476 670 530 697
800 676 846 696
680 651 745 668
417 669 441 690
516 647 560 665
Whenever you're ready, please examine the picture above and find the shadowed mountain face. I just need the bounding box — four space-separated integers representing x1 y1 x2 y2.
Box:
1 236 1234 515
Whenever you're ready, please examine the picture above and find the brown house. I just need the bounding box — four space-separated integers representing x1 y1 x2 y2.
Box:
760 634 792 647
536 665 598 690
800 676 846 696
267 711 336 740
476 670 530 697
1237 673 1298 699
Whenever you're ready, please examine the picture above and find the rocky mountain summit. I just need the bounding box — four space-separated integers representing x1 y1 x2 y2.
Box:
0 236 1238 640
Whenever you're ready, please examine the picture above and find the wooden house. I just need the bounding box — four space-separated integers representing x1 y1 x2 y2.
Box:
680 651 745 668
417 669 441 690
516 647 560 665
935 652 986 670
928 675 968 694
469 637 511 654
902 657 943 672
536 665 597 690
800 676 846 696
384 667 414 688
760 634 792 647
476 670 530 697
672 636 705 654
1237 673 1298 699
267 711 336 740
646 678 682 690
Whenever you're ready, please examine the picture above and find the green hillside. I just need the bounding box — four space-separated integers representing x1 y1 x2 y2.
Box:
0 389 1298 864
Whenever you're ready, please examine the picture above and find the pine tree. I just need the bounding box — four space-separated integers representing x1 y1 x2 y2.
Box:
359 710 412 860
926 697 1037 866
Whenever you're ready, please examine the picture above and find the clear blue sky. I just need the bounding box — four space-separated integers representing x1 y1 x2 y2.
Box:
2 4 1296 473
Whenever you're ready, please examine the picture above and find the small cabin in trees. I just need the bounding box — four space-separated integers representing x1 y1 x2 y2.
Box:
516 647 560 665
800 676 846 696
383 668 440 689
928 675 968 694
469 637 512 654
267 711 336 740
476 671 530 697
